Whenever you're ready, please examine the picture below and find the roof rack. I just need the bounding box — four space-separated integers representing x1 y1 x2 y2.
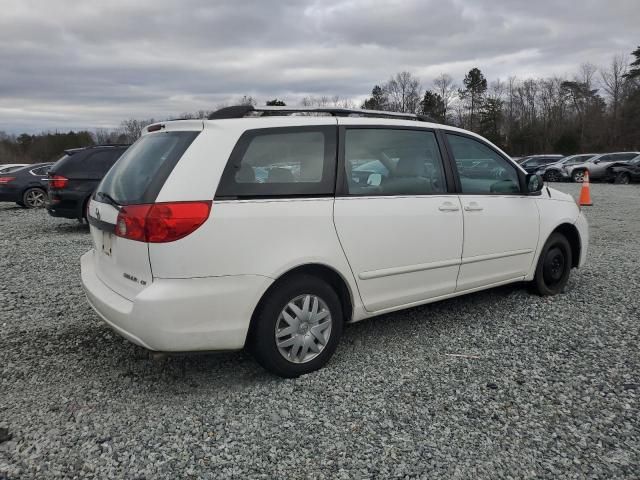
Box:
207 105 437 123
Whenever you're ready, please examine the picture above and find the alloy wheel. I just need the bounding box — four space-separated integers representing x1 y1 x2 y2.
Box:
545 170 560 182
572 171 585 183
616 173 630 185
25 189 46 208
275 294 332 364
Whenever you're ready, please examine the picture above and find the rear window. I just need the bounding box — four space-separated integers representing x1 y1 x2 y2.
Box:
97 131 199 205
215 126 337 198
86 149 126 175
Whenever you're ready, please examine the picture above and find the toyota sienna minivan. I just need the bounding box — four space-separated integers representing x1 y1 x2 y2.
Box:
81 106 589 377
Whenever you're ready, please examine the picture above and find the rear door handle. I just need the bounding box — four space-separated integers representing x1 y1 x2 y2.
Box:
438 201 460 212
464 202 484 212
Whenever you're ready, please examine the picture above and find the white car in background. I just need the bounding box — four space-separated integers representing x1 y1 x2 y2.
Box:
565 152 640 182
535 154 597 182
80 106 589 377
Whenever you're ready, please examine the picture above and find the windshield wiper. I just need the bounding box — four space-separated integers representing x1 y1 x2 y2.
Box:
96 191 122 211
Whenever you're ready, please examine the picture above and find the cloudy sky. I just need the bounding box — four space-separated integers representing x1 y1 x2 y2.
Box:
0 0 637 133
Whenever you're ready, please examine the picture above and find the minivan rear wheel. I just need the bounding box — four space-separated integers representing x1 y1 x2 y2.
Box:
533 233 572 296
249 274 343 378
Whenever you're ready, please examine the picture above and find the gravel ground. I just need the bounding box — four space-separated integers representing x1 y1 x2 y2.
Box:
1 183 638 479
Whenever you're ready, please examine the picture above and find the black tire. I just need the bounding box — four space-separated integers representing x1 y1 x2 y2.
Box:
79 196 91 223
544 170 561 182
22 188 47 208
249 274 343 378
571 169 586 183
614 172 631 185
533 233 572 296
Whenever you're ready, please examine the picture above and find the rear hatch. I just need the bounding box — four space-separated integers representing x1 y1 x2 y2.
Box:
88 123 203 300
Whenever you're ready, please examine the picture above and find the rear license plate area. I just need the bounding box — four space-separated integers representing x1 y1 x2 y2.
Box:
102 231 113 257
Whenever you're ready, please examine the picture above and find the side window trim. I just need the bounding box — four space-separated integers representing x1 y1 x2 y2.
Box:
442 131 526 195
335 125 456 197
215 126 338 200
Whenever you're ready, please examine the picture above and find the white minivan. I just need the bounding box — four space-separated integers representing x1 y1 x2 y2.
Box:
81 106 588 377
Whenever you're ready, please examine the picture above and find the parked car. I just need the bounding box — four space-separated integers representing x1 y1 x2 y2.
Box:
565 152 640 182
605 156 640 184
81 106 588 378
46 144 129 221
0 163 53 208
518 155 565 174
0 164 28 174
535 154 597 182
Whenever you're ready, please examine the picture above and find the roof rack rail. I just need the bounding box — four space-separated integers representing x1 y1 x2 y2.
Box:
207 105 437 123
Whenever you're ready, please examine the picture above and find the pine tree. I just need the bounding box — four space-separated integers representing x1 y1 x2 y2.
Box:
623 45 640 80
419 91 446 122
459 68 488 130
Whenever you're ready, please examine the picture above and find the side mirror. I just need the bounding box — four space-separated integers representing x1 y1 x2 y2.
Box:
526 173 544 194
367 173 382 187
593 159 600 164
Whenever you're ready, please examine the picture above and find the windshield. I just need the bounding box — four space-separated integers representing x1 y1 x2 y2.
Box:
97 131 199 205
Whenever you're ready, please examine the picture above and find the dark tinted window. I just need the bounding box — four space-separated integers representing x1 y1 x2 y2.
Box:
447 134 521 194
611 153 638 161
522 158 541 167
97 131 199 205
539 157 559 164
87 149 124 175
344 128 446 195
31 166 51 175
216 126 336 198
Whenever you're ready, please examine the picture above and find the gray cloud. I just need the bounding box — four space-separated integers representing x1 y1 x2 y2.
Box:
0 0 637 133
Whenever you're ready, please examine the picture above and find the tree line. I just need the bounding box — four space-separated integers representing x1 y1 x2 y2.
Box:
2 46 639 164
361 46 640 155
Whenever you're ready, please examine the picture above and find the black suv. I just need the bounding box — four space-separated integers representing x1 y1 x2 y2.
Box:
47 144 129 221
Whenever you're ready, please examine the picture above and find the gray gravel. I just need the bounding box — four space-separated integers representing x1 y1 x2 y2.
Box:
1 183 639 479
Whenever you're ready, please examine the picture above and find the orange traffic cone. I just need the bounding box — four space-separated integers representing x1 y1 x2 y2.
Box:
578 170 593 207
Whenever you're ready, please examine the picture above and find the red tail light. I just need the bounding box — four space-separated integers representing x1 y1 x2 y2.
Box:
115 201 212 243
0 176 15 184
49 175 69 189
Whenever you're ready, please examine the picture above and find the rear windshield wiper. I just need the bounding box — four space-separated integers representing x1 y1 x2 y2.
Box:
96 191 122 211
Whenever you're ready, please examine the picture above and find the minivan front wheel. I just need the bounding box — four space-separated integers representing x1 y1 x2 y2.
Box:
250 274 343 378
533 233 572 296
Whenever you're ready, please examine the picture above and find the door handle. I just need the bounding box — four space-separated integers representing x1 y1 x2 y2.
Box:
438 201 460 212
464 202 484 212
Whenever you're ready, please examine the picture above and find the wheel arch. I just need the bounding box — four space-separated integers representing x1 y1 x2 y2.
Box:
247 263 355 341
551 223 581 268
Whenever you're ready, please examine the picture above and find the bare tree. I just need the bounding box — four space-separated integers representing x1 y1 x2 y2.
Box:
385 71 422 113
433 73 457 122
120 118 155 143
600 54 629 143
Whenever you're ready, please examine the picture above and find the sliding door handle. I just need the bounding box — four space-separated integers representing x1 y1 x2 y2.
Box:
438 201 460 212
464 202 484 212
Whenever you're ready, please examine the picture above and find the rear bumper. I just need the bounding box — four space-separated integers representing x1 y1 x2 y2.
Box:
47 191 86 219
47 204 82 219
0 188 19 202
80 250 273 352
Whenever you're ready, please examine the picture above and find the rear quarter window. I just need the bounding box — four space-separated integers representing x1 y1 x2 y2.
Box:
97 131 199 205
215 126 337 198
